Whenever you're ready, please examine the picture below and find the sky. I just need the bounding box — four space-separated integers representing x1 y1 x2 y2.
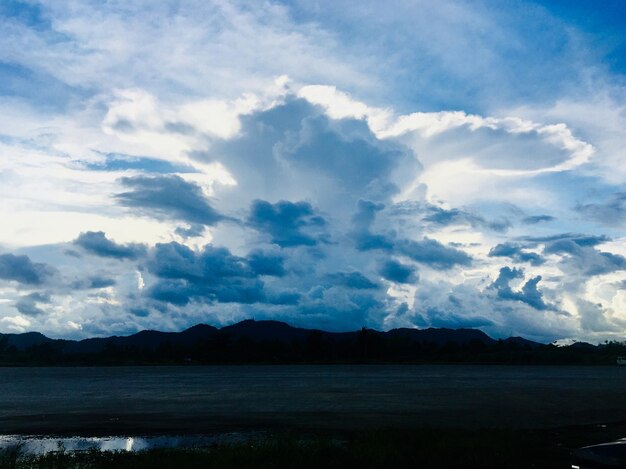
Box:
0 0 625 343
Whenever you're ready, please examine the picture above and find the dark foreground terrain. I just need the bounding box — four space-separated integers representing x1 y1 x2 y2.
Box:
2 365 626 467
3 424 626 468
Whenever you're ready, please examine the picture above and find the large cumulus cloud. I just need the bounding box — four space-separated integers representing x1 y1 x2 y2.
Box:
0 90 621 344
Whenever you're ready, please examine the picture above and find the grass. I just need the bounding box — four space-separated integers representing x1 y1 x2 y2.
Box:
1 425 619 469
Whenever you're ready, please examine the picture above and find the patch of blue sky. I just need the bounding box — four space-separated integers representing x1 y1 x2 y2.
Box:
84 153 198 175
0 61 85 112
524 171 625 235
0 0 51 30
282 0 599 114
533 0 626 77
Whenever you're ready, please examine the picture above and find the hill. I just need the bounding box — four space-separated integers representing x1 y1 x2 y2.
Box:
0 319 622 365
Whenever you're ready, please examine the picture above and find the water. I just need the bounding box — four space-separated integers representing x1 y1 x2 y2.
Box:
0 433 259 455
1 365 625 437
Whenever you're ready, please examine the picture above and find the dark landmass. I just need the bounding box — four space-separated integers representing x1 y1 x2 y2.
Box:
0 319 624 365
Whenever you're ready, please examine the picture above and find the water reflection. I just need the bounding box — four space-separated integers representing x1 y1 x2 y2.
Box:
0 432 259 455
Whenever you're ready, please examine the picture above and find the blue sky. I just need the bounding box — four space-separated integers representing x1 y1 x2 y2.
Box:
0 0 625 343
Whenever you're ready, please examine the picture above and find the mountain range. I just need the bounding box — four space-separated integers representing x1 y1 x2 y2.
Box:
1 320 619 365
0 319 538 352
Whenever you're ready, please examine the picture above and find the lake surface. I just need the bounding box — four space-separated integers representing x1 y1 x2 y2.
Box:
1 365 626 436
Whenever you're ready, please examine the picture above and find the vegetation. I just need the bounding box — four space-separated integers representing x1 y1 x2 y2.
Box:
2 425 623 469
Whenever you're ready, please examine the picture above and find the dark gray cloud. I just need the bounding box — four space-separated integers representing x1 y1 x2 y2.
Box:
327 271 379 289
197 98 420 213
543 240 626 276
248 250 286 277
281 114 410 198
520 233 610 247
16 292 51 316
146 242 283 305
174 224 205 239
0 253 55 285
247 199 328 248
489 243 545 266
491 267 548 310
418 307 495 329
147 242 252 282
148 279 192 305
86 277 116 289
397 238 472 269
115 175 223 226
351 200 394 251
265 290 301 305
349 201 472 270
297 289 386 331
423 205 510 232
378 259 417 284
84 152 197 174
74 231 146 260
522 215 555 224
576 192 626 226
71 276 116 290
515 233 624 276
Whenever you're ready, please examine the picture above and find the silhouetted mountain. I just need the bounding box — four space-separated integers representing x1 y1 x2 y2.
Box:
387 327 495 346
567 341 595 350
63 324 220 354
221 319 314 342
0 319 623 365
2 332 54 351
502 337 543 349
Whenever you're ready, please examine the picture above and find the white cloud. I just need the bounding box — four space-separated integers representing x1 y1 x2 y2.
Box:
1 315 31 332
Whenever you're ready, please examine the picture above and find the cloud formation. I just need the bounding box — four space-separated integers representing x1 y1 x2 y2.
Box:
1 0 625 344
116 175 223 226
247 200 328 247
0 254 55 285
75 232 146 260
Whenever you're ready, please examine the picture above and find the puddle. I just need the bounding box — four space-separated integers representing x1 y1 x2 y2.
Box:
0 432 262 455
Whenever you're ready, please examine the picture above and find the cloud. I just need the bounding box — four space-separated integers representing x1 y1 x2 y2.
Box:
489 243 544 266
277 112 414 198
545 242 626 277
145 242 271 305
576 192 626 226
522 215 555 224
422 205 510 232
71 276 116 290
0 315 31 332
396 238 472 270
418 307 495 329
327 271 379 290
15 292 51 316
174 224 206 239
83 152 197 174
115 175 223 226
247 199 328 248
0 253 55 285
576 299 623 333
349 201 472 269
351 199 394 251
248 250 286 277
491 267 548 310
74 231 146 260
378 259 417 284
520 233 610 248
